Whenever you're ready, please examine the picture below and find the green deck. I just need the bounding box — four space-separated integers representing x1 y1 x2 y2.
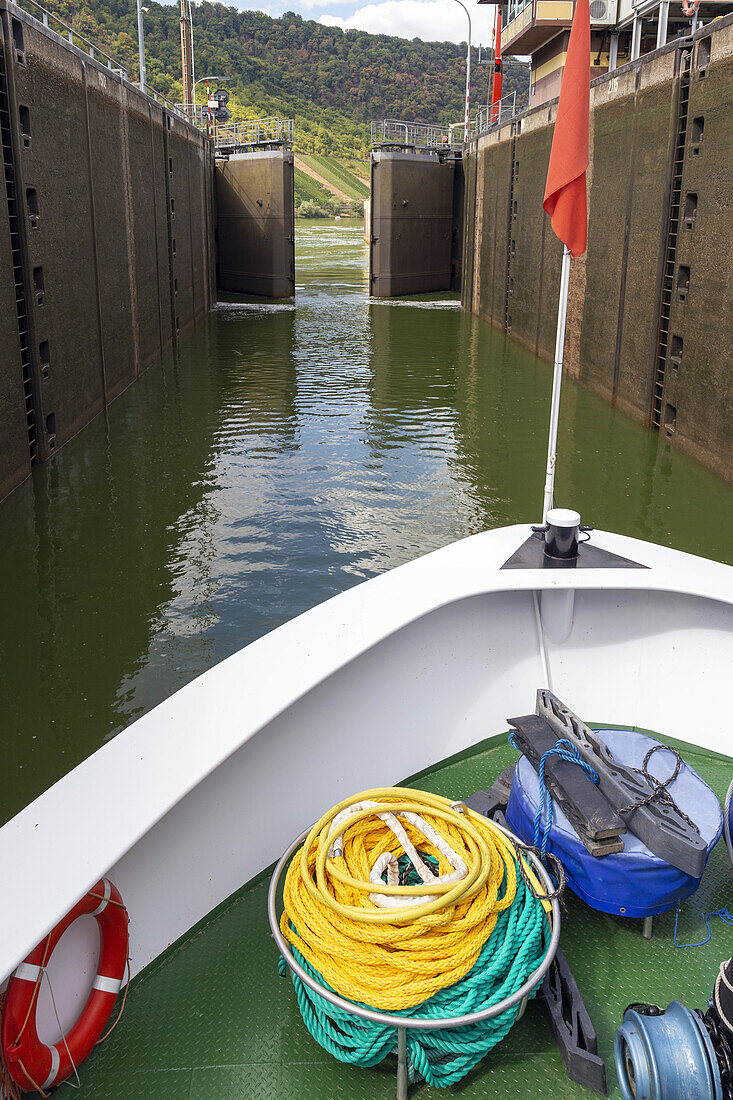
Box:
60 732 733 1098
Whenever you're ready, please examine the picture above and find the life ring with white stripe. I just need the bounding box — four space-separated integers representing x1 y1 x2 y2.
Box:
1 878 128 1092
682 0 700 14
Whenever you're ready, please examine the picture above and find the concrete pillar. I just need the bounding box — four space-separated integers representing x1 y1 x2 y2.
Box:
215 150 295 297
631 14 642 60
657 1 669 49
370 151 455 296
609 32 619 70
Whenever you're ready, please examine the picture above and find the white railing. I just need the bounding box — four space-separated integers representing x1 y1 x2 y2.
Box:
475 92 518 136
448 119 477 145
371 119 470 149
139 85 186 119
213 118 294 149
175 104 212 127
13 0 127 74
13 0 187 118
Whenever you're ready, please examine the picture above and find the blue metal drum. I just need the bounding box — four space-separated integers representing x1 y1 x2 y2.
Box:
615 1002 723 1100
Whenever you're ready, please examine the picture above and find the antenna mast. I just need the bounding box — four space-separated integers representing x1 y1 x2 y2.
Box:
180 0 194 121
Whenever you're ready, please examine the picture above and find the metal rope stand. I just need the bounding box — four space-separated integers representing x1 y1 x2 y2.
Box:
268 817 562 1100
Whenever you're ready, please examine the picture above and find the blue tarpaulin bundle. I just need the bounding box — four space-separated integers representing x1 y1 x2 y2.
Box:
506 727 722 918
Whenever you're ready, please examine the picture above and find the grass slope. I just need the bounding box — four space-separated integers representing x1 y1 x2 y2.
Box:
342 158 370 184
294 161 365 217
293 166 332 206
300 155 370 200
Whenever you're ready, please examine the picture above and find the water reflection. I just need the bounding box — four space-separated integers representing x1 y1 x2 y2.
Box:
0 219 730 825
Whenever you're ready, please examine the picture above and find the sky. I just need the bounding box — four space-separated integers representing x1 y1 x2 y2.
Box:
224 0 500 47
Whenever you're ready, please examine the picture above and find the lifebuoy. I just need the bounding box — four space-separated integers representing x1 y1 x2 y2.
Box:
682 0 700 14
1 878 128 1092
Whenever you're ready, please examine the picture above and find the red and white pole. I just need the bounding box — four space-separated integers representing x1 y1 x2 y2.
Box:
464 66 471 143
490 4 501 122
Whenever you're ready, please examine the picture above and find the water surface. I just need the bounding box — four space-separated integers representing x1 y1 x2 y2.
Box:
1 220 731 825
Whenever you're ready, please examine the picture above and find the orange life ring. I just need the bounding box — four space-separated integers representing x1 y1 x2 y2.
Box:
682 0 700 14
1 878 128 1092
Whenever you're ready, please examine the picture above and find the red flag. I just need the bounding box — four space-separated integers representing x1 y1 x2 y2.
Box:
543 0 590 257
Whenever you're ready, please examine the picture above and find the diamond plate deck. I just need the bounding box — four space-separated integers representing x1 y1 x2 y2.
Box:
57 730 733 1099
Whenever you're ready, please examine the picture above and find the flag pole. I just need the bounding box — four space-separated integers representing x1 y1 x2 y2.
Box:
542 244 571 522
539 0 589 522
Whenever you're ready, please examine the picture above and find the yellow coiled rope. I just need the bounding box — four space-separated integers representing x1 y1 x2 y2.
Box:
280 786 548 1010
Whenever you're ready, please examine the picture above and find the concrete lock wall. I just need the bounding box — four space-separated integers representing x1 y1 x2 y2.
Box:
462 14 733 484
0 12 30 502
663 26 733 475
370 151 456 297
215 150 295 298
0 0 215 502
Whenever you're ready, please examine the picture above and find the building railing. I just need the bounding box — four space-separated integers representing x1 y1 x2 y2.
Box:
506 0 533 21
175 104 211 127
502 0 534 49
475 92 518 136
212 117 294 150
11 0 187 118
371 119 472 150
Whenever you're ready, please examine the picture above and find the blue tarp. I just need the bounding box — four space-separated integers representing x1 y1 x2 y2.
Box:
506 728 723 918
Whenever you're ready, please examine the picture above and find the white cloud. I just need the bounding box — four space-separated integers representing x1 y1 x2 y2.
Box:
318 0 496 44
298 0 361 8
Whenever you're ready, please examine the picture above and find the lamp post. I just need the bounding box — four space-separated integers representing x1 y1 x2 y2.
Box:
191 74 223 128
192 75 223 99
453 0 472 144
136 0 146 91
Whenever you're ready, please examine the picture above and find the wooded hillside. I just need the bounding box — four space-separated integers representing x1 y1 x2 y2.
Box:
36 0 530 156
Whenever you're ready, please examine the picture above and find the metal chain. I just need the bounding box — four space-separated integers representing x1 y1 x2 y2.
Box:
512 839 566 904
617 743 687 817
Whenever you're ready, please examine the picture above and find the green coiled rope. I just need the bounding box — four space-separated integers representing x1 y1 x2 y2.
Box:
278 873 549 1088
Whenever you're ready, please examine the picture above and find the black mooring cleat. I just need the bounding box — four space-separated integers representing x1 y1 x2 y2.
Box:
463 765 516 824
542 948 608 1096
508 713 626 856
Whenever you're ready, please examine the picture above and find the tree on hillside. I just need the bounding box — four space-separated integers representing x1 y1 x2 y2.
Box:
50 0 530 157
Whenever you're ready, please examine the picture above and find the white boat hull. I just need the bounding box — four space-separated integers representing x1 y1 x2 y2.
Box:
2 524 732 1039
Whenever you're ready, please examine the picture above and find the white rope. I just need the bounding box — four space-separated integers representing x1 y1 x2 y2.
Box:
329 800 468 909
714 961 733 1036
42 970 81 1091
533 590 552 692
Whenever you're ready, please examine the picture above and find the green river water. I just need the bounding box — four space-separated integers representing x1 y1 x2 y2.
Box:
1 219 731 827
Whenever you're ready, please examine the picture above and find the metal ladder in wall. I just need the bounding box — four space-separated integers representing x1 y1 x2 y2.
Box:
504 138 518 332
650 47 691 431
0 43 37 462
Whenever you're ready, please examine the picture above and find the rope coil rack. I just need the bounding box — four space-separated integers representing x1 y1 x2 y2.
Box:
270 787 560 1089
